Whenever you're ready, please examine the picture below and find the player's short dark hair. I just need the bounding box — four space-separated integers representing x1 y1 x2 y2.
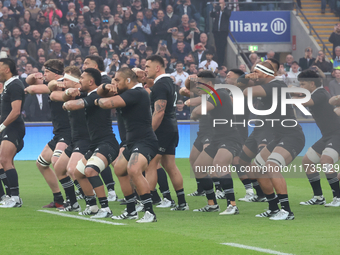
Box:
268 58 280 72
117 67 138 82
64 66 81 78
0 58 18 76
229 69 244 77
84 68 102 86
85 55 105 72
44 59 64 74
146 55 165 68
298 70 322 87
197 70 216 79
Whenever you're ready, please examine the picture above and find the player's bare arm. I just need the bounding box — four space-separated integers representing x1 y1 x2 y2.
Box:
96 96 126 109
152 99 166 131
24 84 51 95
0 100 22 128
191 101 215 120
243 85 266 97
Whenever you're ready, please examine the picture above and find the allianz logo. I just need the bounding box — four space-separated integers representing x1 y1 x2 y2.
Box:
230 18 287 35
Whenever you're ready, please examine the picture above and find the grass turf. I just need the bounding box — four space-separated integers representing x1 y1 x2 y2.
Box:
1 158 338 255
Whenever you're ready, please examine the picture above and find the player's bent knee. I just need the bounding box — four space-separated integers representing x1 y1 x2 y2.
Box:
127 166 140 177
254 153 266 168
86 156 106 174
76 159 86 175
267 152 286 167
322 148 339 164
37 155 51 168
305 147 320 164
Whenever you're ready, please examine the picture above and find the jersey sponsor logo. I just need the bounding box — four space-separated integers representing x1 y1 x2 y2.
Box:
278 142 284 145
262 139 267 142
3 135 8 138
205 139 210 142
60 138 64 141
159 147 166 152
221 144 226 147
74 147 80 151
133 148 139 151
328 143 333 146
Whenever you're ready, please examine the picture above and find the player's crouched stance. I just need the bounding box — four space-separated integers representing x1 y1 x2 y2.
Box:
96 68 158 223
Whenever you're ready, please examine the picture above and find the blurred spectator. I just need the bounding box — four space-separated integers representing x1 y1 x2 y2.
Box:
44 2 62 26
178 14 189 33
286 61 301 87
36 15 49 36
127 11 151 42
62 33 79 53
56 24 69 45
151 10 168 49
25 0 41 21
210 0 231 66
239 64 247 73
248 53 258 69
101 5 114 27
199 32 215 54
23 10 36 31
176 99 190 120
187 62 197 75
261 50 275 61
143 9 156 25
23 93 51 121
175 0 199 22
106 53 121 75
84 0 99 26
8 0 24 21
314 50 333 72
192 42 206 66
171 61 189 88
171 31 191 54
111 14 124 40
173 41 189 62
329 23 340 58
329 69 340 96
2 7 17 32
164 5 180 28
80 35 92 57
64 8 78 33
184 19 200 49
299 47 315 70
131 0 143 17
199 50 218 72
48 42 67 60
21 23 34 43
284 54 294 72
27 29 48 60
332 46 340 69
8 27 28 56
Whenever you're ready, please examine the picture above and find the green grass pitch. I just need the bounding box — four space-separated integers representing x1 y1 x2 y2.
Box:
2 158 338 255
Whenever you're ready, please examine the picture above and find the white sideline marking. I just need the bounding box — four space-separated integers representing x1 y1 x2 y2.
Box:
221 243 294 255
38 210 126 226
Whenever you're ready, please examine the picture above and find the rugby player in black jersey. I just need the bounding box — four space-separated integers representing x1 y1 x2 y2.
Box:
25 59 71 208
297 70 340 207
96 67 158 223
83 55 112 84
182 72 214 198
144 55 188 211
0 58 25 208
244 62 305 220
81 55 118 201
190 75 243 215
47 66 87 212
62 68 119 218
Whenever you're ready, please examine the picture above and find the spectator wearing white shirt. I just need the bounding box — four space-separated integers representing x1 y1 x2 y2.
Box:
286 61 301 87
171 61 189 88
199 51 218 72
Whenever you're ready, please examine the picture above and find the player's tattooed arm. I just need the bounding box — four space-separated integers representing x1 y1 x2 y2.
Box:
96 96 126 109
62 99 85 111
152 99 166 131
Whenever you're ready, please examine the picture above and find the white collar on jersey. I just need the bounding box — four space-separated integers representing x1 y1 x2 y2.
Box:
154 73 171 84
88 88 98 96
311 86 323 95
131 83 143 89
268 77 282 83
4 76 19 89
101 72 107 76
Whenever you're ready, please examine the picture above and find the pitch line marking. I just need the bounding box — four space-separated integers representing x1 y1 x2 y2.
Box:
38 210 126 226
221 243 294 255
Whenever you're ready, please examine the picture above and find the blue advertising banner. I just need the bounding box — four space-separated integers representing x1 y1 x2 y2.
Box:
229 11 291 43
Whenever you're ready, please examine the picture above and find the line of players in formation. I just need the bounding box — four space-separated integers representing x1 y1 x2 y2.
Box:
0 55 339 222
